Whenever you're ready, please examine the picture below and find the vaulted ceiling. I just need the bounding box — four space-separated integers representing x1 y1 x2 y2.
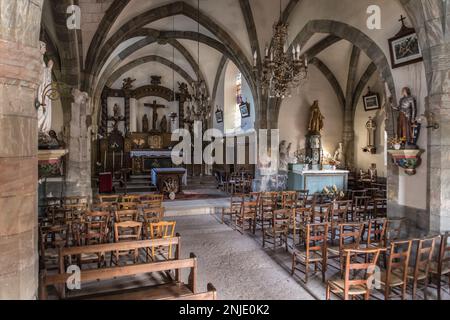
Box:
42 0 409 119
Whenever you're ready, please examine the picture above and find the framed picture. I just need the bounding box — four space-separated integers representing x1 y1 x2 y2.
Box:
388 23 423 69
363 90 380 112
239 101 251 118
215 109 224 123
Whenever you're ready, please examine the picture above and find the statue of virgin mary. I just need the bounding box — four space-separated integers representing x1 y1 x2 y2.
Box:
37 42 54 133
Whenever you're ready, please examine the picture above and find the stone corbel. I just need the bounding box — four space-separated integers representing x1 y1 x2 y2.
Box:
387 149 424 176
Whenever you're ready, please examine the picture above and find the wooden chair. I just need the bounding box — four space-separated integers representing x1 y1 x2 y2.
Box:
296 190 309 208
139 199 163 209
84 211 110 245
376 240 412 300
329 201 352 244
292 223 329 283
365 218 387 249
280 191 297 209
430 232 450 300
235 200 258 234
39 224 69 271
111 221 143 266
311 203 331 224
118 202 139 210
351 196 370 221
142 208 165 238
115 210 139 222
221 194 244 225
258 192 278 231
148 221 177 260
327 223 364 274
263 209 289 251
140 194 164 202
386 218 407 244
405 237 436 300
326 248 381 300
97 195 119 203
120 195 141 203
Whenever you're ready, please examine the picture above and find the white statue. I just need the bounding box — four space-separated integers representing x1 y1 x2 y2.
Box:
279 140 288 171
333 142 345 168
72 88 89 105
37 42 54 133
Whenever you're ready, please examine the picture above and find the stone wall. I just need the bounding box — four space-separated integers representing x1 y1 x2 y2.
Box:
0 0 44 299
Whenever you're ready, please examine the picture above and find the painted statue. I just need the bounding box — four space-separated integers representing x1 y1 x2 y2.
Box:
394 87 418 146
142 114 149 133
160 115 168 134
333 142 345 167
37 42 54 133
366 117 377 148
308 100 324 134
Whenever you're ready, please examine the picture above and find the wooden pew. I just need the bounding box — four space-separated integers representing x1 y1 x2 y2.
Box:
40 253 203 300
39 236 182 299
162 283 218 300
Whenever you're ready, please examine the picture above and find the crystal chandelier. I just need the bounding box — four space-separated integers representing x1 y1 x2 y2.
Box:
185 0 211 123
259 0 308 99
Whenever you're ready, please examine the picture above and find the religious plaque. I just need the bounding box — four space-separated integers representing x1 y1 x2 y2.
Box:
148 135 163 149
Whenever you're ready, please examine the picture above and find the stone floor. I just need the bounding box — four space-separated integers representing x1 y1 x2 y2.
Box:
173 212 450 300
173 213 316 300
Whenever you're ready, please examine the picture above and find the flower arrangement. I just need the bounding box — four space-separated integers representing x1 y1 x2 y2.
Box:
323 185 345 201
387 136 406 150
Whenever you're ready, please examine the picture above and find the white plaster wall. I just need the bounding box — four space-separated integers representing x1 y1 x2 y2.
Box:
285 0 428 209
278 66 344 157
354 74 387 177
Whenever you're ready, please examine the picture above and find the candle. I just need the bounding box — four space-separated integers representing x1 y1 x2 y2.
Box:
104 150 107 172
265 46 269 57
253 51 257 66
305 56 308 67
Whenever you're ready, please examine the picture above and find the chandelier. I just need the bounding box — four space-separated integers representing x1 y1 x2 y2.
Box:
259 0 308 99
185 0 211 123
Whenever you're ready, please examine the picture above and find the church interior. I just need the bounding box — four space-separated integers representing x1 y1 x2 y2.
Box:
1 0 450 301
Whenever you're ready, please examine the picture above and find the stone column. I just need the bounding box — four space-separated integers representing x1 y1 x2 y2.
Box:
401 0 450 233
0 0 43 299
130 98 138 133
65 90 92 200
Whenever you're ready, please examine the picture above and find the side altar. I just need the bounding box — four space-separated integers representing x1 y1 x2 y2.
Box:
287 165 349 194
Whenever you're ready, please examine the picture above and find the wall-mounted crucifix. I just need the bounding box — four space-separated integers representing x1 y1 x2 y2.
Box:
144 100 165 132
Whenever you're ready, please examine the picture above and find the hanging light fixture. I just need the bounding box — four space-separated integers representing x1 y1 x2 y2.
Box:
186 0 212 122
258 0 308 99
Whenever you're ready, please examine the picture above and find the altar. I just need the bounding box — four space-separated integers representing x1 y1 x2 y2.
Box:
152 168 187 195
287 165 349 194
130 149 174 175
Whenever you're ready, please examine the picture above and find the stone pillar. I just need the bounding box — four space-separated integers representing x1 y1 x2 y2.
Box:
66 90 92 200
401 0 450 233
0 0 43 299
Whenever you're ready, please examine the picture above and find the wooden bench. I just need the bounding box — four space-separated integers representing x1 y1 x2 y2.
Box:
39 237 217 300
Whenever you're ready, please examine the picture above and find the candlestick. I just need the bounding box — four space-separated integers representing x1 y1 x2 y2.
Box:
104 150 106 172
121 151 123 168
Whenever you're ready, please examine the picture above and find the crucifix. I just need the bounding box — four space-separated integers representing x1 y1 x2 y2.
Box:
144 100 165 132
399 15 407 27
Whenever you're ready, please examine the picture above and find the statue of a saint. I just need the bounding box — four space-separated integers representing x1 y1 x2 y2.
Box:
308 100 324 134
142 114 149 133
160 115 168 134
366 117 377 148
279 140 288 171
394 87 418 146
37 42 54 133
333 142 345 167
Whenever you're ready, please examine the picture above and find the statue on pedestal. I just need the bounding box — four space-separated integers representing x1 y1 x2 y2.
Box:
308 100 324 134
142 114 149 133
160 115 168 134
363 117 377 154
394 87 419 148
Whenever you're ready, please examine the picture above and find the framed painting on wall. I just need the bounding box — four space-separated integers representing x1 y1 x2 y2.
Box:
215 109 224 123
239 101 251 118
363 89 381 112
388 17 423 69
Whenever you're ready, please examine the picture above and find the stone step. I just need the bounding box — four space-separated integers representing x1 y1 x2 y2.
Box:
163 198 229 217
